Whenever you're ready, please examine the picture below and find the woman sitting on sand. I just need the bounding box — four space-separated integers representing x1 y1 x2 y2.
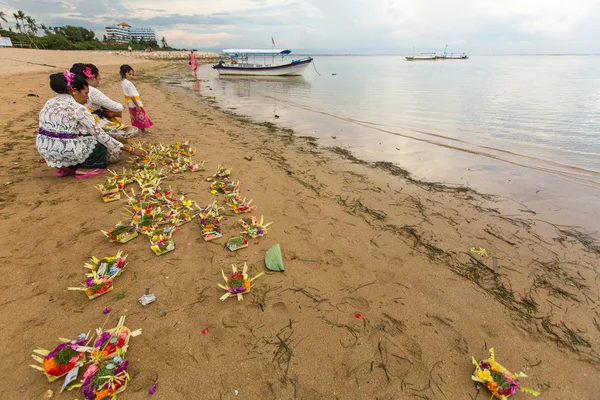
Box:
70 63 123 119
37 71 145 178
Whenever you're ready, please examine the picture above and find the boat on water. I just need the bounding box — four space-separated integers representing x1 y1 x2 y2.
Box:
405 52 438 61
213 49 313 76
406 46 468 61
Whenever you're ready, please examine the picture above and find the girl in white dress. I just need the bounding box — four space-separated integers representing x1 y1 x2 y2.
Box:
120 65 154 133
37 71 145 178
70 63 123 119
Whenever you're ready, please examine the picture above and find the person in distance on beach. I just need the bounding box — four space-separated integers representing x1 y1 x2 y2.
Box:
70 63 123 119
189 50 198 78
37 71 145 178
120 64 154 134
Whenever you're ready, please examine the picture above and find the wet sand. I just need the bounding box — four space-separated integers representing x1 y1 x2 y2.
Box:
0 49 598 399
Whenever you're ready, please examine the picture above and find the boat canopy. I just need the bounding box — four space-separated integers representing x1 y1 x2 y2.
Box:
222 49 292 55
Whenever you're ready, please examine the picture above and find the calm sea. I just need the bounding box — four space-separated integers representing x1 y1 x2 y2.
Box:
172 55 600 229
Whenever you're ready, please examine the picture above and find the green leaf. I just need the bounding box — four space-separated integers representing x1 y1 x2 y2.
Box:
265 244 284 272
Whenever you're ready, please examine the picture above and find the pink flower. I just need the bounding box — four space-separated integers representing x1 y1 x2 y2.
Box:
149 384 158 395
103 308 111 314
202 328 209 334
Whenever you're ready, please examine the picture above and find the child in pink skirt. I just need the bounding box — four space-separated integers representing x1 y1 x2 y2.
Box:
120 65 153 133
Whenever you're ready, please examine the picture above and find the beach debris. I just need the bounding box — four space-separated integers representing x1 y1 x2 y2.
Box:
239 215 273 238
218 263 264 301
27 93 40 97
265 244 285 272
472 348 540 399
244 155 253 161
59 364 80 393
226 236 249 251
30 332 90 382
139 288 156 307
470 247 488 258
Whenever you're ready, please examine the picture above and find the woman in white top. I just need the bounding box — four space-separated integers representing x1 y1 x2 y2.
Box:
37 72 145 178
120 64 154 133
70 63 123 119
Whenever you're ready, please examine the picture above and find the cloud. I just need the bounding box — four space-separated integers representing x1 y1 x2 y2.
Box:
1 0 600 53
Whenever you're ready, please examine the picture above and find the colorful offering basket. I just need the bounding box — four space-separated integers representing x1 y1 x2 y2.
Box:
102 222 138 243
95 182 120 195
205 164 232 181
239 215 273 238
69 273 113 300
200 215 223 241
197 200 224 218
228 197 256 214
101 192 121 203
78 317 142 361
472 348 540 399
210 180 239 195
84 251 128 278
226 236 249 251
30 333 90 382
151 238 175 256
170 210 193 226
80 355 129 400
218 263 264 301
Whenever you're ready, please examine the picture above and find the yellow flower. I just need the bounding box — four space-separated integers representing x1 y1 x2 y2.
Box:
478 369 493 382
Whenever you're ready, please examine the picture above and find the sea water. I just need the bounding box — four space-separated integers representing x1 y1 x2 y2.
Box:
178 55 600 229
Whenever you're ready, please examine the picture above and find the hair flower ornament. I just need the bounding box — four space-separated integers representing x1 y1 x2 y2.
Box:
63 70 75 91
83 66 94 78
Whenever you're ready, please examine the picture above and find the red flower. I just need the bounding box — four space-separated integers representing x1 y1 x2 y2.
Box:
202 328 209 334
355 313 362 319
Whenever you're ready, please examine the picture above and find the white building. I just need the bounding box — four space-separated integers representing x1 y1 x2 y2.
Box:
105 22 156 43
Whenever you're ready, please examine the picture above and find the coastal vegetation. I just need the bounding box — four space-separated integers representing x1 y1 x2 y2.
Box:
0 9 174 51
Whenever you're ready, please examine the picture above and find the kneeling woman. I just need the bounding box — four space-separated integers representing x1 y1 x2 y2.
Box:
37 71 145 178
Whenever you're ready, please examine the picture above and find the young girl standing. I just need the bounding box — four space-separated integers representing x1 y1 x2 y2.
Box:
120 65 153 133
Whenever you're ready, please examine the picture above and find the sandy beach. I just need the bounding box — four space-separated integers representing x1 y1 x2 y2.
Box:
0 49 598 399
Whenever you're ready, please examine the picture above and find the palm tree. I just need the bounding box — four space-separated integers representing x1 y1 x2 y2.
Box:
13 10 26 33
0 11 8 29
25 16 37 36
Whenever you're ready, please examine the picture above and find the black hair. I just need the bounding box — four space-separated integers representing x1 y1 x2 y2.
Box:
120 64 134 79
70 63 99 79
49 73 89 94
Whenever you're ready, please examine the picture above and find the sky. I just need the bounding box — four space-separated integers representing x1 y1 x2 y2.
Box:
1 0 599 54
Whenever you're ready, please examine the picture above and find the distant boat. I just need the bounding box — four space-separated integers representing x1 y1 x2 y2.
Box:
405 52 438 61
406 45 468 61
213 49 313 76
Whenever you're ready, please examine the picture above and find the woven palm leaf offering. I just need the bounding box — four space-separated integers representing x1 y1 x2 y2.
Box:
79 354 129 400
184 158 204 172
170 141 196 157
102 221 138 243
95 182 119 195
171 196 195 211
84 251 128 278
239 215 273 238
170 209 193 226
149 226 173 245
197 200 224 218
151 237 175 256
152 186 176 205
30 332 90 382
69 271 114 300
107 168 135 186
200 215 223 241
101 192 121 203
205 164 232 182
472 348 540 399
226 236 249 251
218 263 264 301
228 197 256 214
210 180 239 195
82 316 142 361
109 126 139 143
132 209 158 235
152 206 173 225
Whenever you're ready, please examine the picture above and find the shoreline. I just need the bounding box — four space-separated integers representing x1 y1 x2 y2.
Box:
0 50 598 399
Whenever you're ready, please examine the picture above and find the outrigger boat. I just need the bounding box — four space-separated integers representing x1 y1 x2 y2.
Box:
213 49 313 76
